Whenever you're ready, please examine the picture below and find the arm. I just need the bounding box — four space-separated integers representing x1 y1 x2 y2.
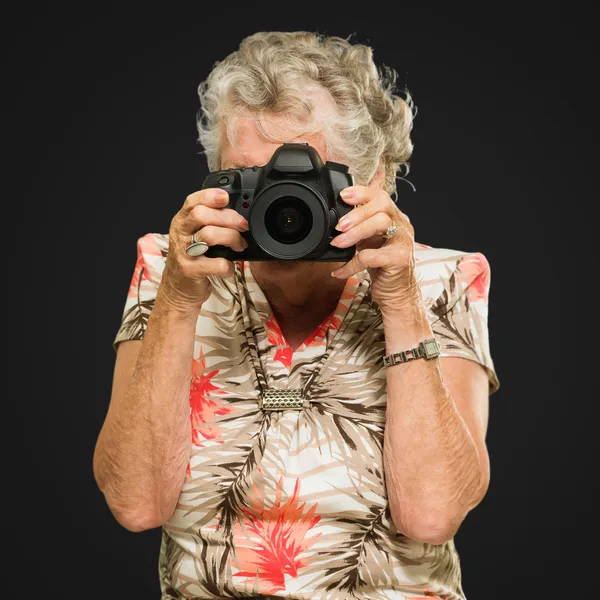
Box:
327 184 497 546
93 188 249 532
93 295 198 532
382 307 491 545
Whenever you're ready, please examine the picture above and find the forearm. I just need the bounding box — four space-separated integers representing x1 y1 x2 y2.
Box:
382 304 484 544
94 290 199 531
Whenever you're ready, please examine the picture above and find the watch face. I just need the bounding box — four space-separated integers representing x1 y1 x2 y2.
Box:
423 339 440 358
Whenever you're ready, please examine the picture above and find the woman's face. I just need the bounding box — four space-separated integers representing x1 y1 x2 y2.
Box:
219 115 345 279
219 115 329 172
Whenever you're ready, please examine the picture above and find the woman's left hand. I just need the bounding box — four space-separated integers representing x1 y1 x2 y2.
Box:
330 185 421 314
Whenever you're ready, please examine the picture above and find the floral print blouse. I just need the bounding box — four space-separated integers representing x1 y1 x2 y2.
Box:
113 232 500 600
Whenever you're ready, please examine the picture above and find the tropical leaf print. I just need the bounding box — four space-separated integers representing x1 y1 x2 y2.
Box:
127 255 151 298
116 297 154 341
211 415 271 536
170 535 237 599
112 235 498 599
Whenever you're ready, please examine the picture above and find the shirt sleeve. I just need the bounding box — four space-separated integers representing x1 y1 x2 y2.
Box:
426 251 500 395
112 233 167 350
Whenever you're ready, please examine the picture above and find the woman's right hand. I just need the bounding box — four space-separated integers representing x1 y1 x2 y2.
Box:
158 188 249 313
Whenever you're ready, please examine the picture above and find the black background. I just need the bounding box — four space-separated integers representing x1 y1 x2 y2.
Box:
8 2 587 598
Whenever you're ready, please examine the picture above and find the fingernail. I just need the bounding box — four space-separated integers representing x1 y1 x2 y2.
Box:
336 216 351 232
215 189 228 199
240 219 249 231
330 234 348 247
340 188 355 200
216 195 229 205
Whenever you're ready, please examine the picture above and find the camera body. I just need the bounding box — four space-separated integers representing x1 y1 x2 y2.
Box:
201 143 355 261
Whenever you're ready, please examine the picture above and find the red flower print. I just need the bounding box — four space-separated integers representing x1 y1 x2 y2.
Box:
328 314 342 331
127 235 163 298
232 477 321 595
333 275 360 318
305 313 341 348
265 316 293 369
189 348 235 448
457 253 491 305
305 318 330 348
304 277 358 348
274 347 293 367
127 256 150 298
341 276 360 298
138 233 162 257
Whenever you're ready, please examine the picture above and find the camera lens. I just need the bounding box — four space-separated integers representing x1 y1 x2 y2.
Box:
264 196 313 244
249 182 328 259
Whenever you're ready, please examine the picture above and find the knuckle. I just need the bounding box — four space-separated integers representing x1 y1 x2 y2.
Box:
228 212 244 228
214 258 231 276
196 225 213 240
377 213 390 227
353 205 365 221
375 189 389 205
396 209 409 224
184 193 198 208
190 204 208 222
179 259 194 273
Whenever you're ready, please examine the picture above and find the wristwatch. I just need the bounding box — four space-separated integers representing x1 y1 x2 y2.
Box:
382 337 441 367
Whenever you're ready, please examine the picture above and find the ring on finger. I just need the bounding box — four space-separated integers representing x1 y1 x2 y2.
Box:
383 220 398 239
185 231 210 256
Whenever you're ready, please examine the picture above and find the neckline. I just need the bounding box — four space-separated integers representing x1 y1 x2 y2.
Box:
238 260 369 364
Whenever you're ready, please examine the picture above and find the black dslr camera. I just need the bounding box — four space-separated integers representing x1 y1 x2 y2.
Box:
201 143 355 261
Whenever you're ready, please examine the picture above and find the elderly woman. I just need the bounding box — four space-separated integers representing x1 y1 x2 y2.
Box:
93 31 500 600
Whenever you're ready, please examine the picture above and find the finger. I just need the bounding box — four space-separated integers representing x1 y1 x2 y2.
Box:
180 188 230 217
330 213 393 248
331 248 393 279
183 255 236 278
336 189 395 232
340 185 395 206
189 225 248 253
339 185 377 205
181 205 249 235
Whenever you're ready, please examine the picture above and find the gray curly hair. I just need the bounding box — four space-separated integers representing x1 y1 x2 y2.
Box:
196 31 415 195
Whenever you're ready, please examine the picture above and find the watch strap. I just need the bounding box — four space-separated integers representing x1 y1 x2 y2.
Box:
383 338 441 367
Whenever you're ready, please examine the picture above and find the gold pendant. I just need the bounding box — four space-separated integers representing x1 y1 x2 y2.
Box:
260 389 306 411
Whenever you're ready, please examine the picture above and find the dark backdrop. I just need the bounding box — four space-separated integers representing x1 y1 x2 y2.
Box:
8 3 584 599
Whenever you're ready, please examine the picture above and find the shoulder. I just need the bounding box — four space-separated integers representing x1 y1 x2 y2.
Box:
414 241 492 306
137 232 169 255
134 233 169 284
